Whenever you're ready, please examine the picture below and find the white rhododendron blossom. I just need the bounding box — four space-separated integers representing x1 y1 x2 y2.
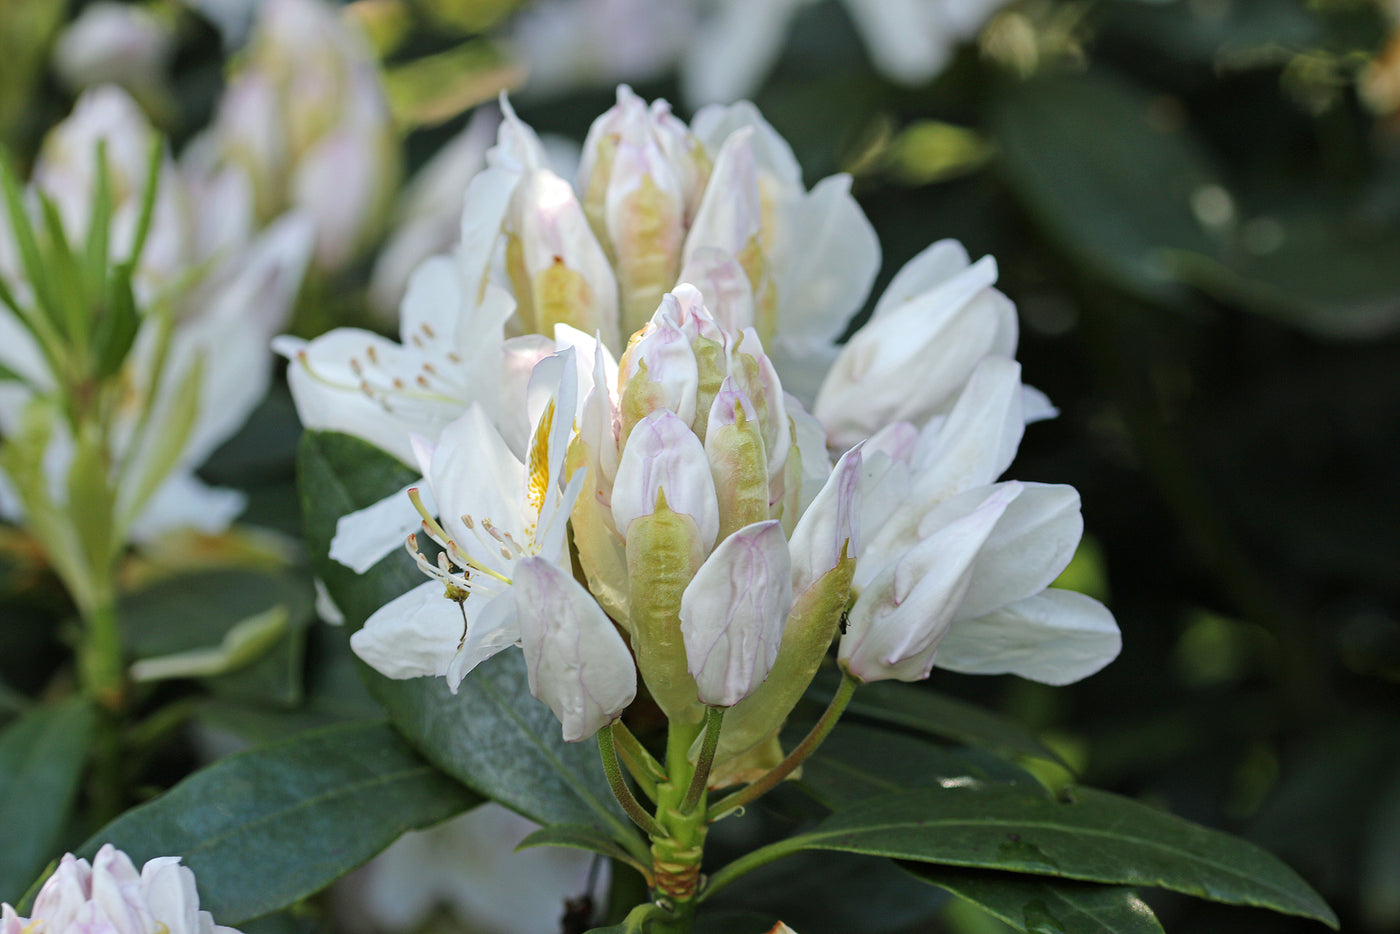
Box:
289 86 1119 749
0 845 240 934
0 86 312 548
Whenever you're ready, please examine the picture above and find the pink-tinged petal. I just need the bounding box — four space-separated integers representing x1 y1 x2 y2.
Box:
678 247 755 334
788 444 862 599
680 520 792 706
839 485 1015 683
515 557 636 741
620 316 699 428
935 589 1121 685
683 128 762 261
350 582 467 681
139 858 199 934
612 410 719 552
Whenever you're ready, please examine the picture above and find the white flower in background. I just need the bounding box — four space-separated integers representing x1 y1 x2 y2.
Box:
185 0 398 272
52 2 176 103
295 86 1119 748
505 0 699 99
681 0 1011 106
334 804 605 934
0 845 241 934
0 86 312 559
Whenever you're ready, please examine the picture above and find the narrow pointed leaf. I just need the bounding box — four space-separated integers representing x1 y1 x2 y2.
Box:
517 822 645 873
0 697 95 903
79 720 478 924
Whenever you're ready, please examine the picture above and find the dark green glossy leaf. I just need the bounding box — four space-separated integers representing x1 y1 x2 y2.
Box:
762 785 1336 926
813 672 1065 766
296 430 422 631
795 721 1037 810
298 431 630 839
82 720 478 924
0 697 94 903
910 866 1164 934
367 654 631 840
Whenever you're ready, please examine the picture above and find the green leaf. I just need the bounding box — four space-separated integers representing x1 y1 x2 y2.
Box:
367 654 632 840
795 721 1037 810
93 263 142 380
814 672 1066 766
724 785 1336 927
517 822 646 875
911 866 1164 934
990 68 1225 303
81 720 479 924
296 430 421 631
297 431 631 840
0 697 95 903
129 606 290 682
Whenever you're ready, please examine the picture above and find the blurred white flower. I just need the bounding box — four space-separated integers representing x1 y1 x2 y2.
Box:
186 0 398 272
506 0 699 99
0 86 311 588
681 0 1010 106
334 804 604 934
0 844 240 934
52 2 176 103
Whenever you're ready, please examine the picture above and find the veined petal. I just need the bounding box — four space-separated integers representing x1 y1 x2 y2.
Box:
428 406 526 577
934 588 1121 685
680 519 792 706
350 581 468 681
515 557 636 741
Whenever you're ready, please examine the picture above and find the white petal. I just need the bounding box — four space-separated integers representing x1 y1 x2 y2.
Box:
788 444 862 598
515 557 635 741
350 582 465 681
446 592 520 691
680 519 792 706
905 356 1026 505
870 239 971 319
950 482 1083 619
328 482 433 574
680 0 805 107
428 406 525 577
126 472 246 543
935 589 1121 685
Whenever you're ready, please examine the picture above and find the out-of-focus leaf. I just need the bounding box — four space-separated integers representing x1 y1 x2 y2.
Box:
383 41 523 128
729 785 1336 927
1361 761 1400 929
0 697 95 903
812 671 1065 766
0 0 65 149
911 866 1164 934
118 567 315 705
129 605 289 682
81 720 478 924
990 68 1224 303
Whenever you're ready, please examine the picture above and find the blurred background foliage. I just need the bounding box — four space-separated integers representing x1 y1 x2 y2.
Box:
1 0 1397 932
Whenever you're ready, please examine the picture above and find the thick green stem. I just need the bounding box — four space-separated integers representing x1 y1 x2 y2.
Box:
648 718 706 925
601 725 666 839
77 593 127 824
706 672 858 822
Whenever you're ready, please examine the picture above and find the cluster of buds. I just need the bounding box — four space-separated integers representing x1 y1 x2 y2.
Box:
1 845 239 934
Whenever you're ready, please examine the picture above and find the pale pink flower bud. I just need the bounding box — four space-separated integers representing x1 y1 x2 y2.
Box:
680 519 792 706
612 410 719 553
